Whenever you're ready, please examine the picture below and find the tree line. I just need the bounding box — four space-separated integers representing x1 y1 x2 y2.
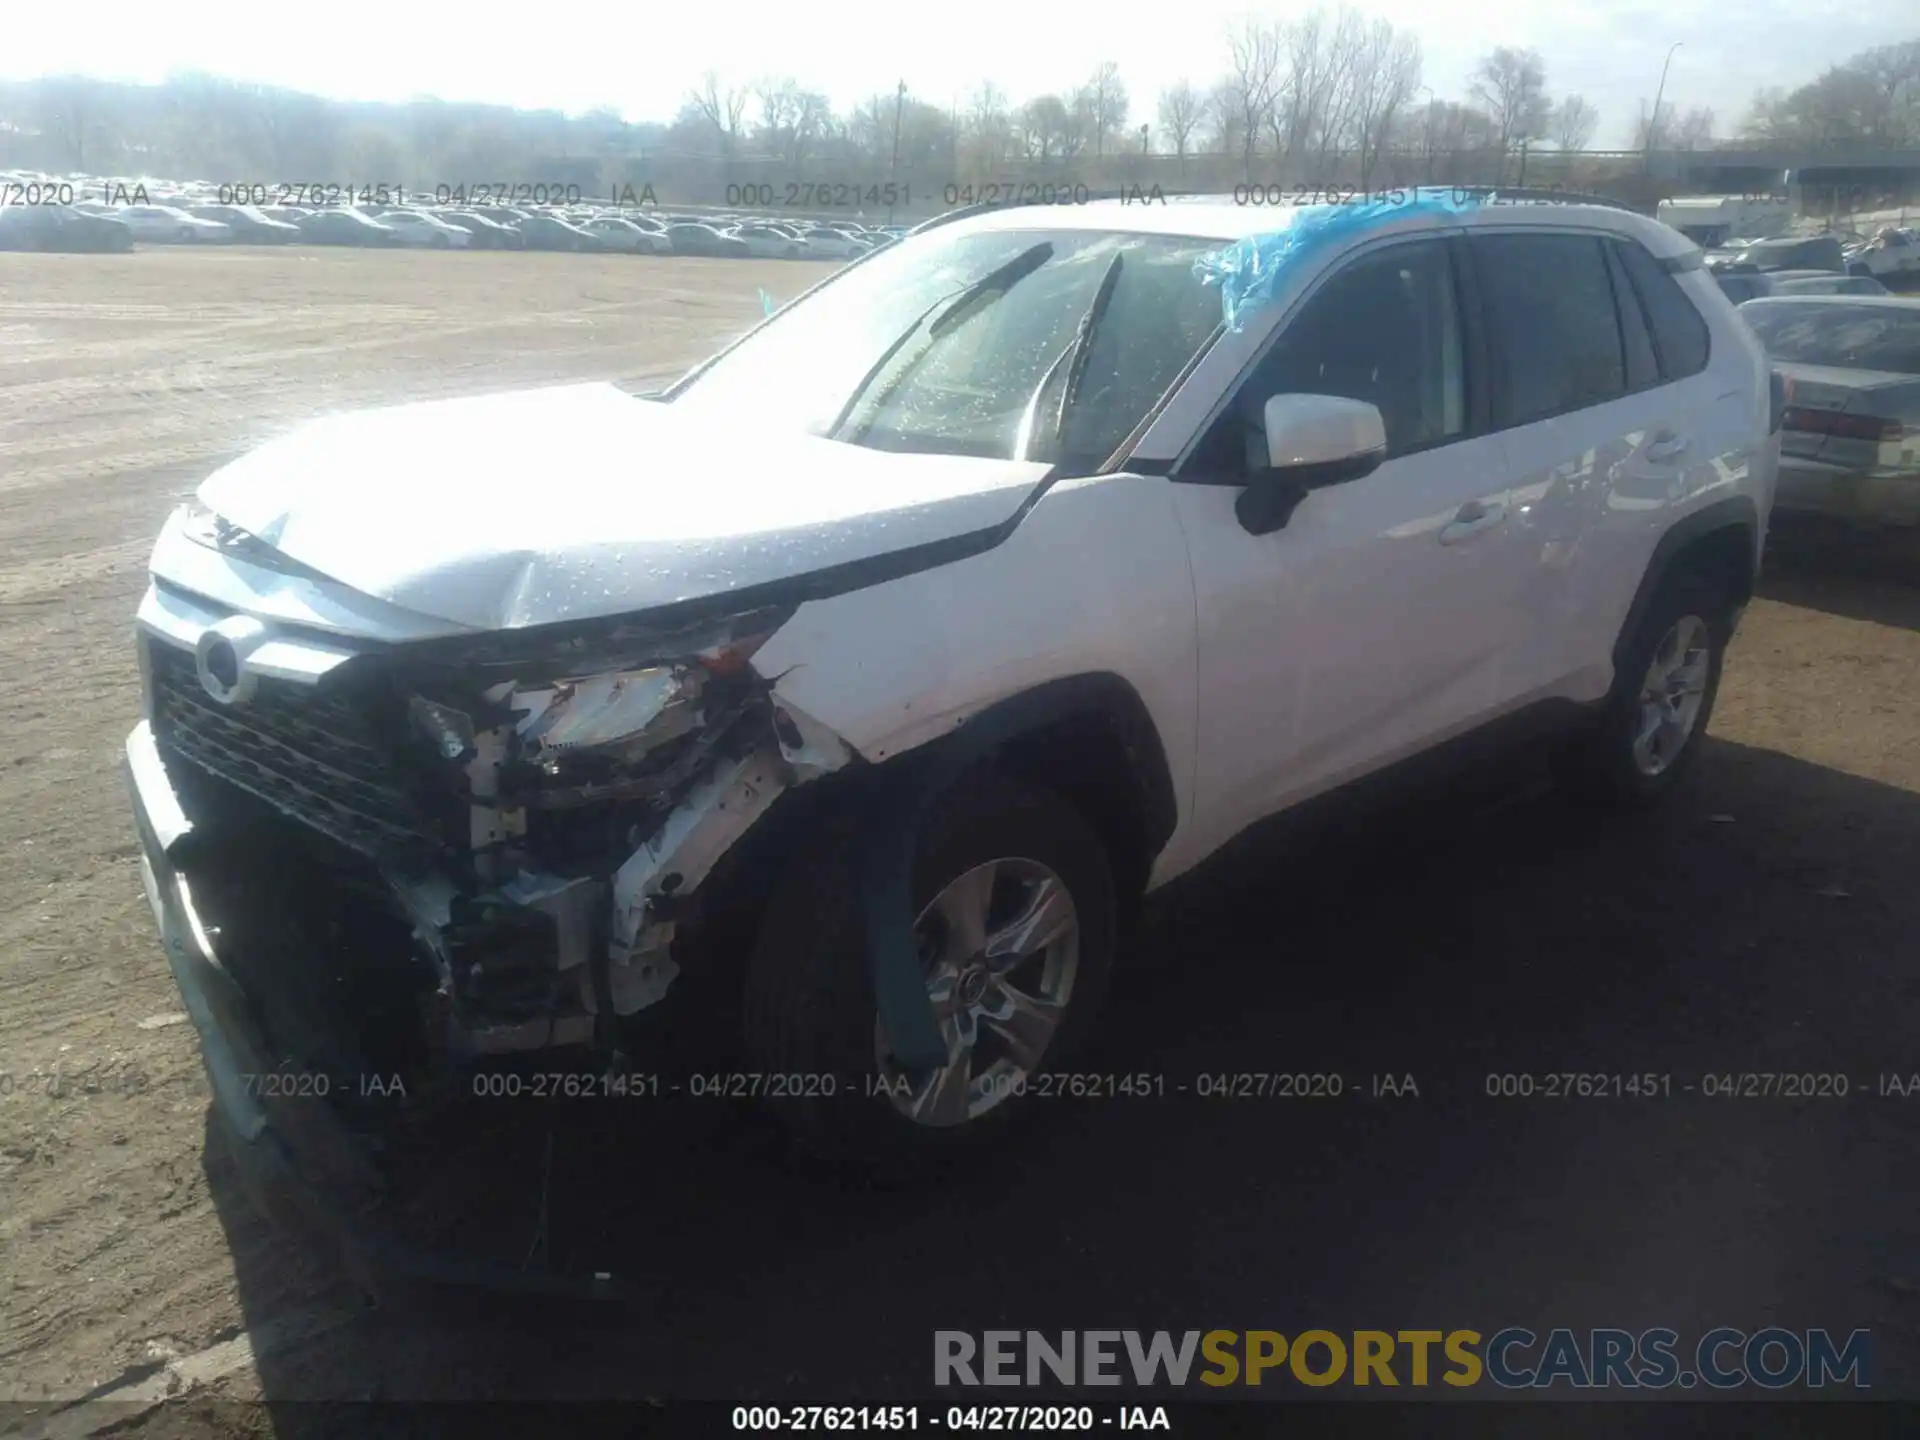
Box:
2 26 1914 200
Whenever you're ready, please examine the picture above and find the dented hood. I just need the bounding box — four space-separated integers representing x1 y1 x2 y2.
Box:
196 382 1052 631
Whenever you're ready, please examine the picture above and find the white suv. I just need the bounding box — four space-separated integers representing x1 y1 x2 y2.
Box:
125 193 1778 1215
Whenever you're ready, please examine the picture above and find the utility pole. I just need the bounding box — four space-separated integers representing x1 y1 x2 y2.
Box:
1419 85 1436 186
1644 42 1682 177
888 80 907 224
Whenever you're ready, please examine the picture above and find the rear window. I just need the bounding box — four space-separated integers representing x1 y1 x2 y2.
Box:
1741 302 1920 375
1614 240 1711 380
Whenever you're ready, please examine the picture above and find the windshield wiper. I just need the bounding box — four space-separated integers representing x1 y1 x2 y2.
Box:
1014 251 1124 463
826 242 1054 441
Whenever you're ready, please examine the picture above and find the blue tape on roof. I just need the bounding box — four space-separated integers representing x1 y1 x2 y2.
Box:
1194 189 1486 333
759 287 776 317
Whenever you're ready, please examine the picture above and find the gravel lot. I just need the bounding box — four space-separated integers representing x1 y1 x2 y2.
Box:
1 246 1917 1425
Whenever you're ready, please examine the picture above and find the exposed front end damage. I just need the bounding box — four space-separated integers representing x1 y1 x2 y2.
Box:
138 598 852 1073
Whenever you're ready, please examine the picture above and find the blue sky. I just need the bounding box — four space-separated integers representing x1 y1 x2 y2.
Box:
3 0 1913 147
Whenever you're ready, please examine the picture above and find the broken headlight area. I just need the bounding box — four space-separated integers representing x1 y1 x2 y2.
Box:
381 607 845 1058
151 602 850 1076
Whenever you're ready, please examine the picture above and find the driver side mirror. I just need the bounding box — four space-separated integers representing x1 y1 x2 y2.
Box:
1236 394 1389 535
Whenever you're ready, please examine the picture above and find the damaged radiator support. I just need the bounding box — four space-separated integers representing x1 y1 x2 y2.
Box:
394 681 852 1060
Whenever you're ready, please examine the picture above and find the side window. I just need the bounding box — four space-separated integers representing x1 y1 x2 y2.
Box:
1604 243 1661 391
1190 239 1465 474
1613 239 1711 380
1475 233 1626 426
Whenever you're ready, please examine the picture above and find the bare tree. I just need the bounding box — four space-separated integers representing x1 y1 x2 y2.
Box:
1158 80 1206 162
689 72 749 159
1346 19 1421 187
37 76 90 171
1636 101 1714 150
965 81 1014 166
1016 94 1072 161
1205 79 1245 156
1551 95 1599 151
1222 16 1282 175
1085 61 1129 158
1275 12 1326 161
1470 46 1551 154
1311 9 1370 179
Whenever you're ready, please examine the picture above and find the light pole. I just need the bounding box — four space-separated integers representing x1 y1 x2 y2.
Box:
1418 85 1437 186
888 80 907 223
1644 42 1682 176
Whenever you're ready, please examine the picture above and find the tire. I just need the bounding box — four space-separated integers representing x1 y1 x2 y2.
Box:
741 770 1116 1177
432 234 449 249
1553 568 1733 806
785 245 799 259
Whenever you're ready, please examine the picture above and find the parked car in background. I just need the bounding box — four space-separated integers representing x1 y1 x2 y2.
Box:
795 226 872 260
580 215 660 253
1740 295 1920 525
111 205 230 243
294 208 400 246
1714 269 1776 304
1710 234 1846 274
1842 227 1920 280
0 201 135 251
440 212 524 249
1770 271 1890 296
665 221 750 257
188 204 302 243
728 222 808 258
515 213 603 251
474 206 533 227
376 210 473 248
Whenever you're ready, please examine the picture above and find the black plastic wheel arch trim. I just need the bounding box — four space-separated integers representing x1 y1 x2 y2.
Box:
858 673 1176 1073
1610 494 1759 676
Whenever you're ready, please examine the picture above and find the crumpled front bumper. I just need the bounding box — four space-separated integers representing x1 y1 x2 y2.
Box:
125 719 628 1300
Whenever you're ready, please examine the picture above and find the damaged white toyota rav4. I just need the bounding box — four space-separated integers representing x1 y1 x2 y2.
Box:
127 192 1778 1237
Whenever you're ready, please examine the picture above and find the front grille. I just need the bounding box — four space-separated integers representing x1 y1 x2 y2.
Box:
149 640 448 864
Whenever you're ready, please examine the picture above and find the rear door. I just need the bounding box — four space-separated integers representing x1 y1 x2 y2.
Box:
1469 228 1721 703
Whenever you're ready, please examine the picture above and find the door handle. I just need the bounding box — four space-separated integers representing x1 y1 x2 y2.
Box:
1644 432 1690 463
1439 498 1507 545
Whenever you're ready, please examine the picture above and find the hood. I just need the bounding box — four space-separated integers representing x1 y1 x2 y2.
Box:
196 382 1053 632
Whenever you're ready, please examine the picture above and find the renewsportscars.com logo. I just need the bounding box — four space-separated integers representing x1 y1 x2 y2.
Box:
934 1328 1871 1390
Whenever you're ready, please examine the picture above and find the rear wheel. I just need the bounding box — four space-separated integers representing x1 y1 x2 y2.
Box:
1554 569 1732 806
741 771 1115 1175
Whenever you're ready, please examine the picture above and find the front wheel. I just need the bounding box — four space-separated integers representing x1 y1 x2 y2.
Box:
1554 569 1732 806
741 771 1115 1175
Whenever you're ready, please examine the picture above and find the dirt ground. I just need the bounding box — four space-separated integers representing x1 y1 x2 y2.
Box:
1 247 1918 1427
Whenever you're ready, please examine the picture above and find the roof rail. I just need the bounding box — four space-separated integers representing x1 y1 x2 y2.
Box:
1444 185 1639 212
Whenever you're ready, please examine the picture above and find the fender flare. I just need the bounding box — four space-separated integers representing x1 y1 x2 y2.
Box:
857 674 1176 1071
1610 494 1760 678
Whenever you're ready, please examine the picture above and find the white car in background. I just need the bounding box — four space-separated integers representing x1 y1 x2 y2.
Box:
580 216 661 253
729 222 809 259
794 225 872 260
110 205 230 243
376 210 473 248
1844 228 1920 280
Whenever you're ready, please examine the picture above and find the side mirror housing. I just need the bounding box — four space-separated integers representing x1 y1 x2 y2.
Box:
1237 394 1389 535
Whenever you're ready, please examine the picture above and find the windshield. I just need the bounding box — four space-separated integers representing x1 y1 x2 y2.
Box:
673 226 1222 470
1743 302 1920 374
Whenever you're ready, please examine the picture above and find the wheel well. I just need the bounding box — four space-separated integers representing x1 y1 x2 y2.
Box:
990 709 1164 910
678 680 1173 977
1613 501 1758 673
1671 522 1756 608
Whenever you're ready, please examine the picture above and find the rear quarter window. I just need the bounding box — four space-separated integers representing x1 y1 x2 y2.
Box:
1614 239 1712 380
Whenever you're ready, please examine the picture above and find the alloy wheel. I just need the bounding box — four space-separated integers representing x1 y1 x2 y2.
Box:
875 857 1080 1127
1632 614 1712 777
